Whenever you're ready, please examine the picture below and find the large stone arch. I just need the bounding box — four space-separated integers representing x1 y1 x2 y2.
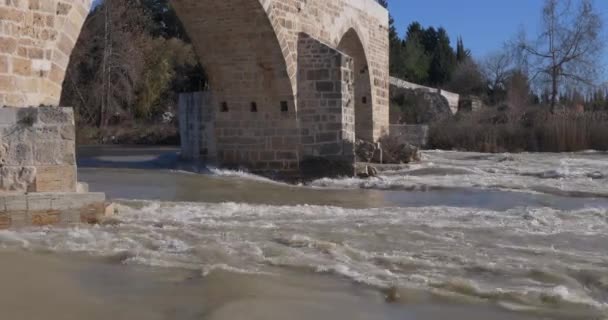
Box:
337 28 373 142
263 0 390 141
172 0 298 170
172 0 294 108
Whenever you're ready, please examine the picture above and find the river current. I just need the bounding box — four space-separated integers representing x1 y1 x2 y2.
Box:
1 147 607 319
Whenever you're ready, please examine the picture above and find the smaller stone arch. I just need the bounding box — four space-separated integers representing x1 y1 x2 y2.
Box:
337 28 373 142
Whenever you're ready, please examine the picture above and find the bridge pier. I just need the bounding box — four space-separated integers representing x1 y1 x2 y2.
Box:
0 106 108 229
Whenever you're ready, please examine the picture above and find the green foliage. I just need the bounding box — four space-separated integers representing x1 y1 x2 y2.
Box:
62 0 207 127
456 37 470 63
401 36 430 83
427 28 457 85
135 37 198 119
388 21 463 88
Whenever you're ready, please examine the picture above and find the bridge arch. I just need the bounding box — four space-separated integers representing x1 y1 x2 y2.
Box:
0 0 389 175
337 28 373 142
171 0 295 112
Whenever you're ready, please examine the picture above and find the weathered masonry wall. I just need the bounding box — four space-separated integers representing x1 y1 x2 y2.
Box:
0 192 106 229
265 0 390 141
0 107 76 193
297 33 355 164
0 0 91 107
390 77 460 114
178 90 302 172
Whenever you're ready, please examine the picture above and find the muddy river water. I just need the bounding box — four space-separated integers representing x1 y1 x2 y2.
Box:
1 146 607 319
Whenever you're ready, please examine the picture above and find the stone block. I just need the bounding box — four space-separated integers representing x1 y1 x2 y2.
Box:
4 194 27 211
11 57 32 76
38 107 72 124
0 37 18 54
80 202 106 224
0 55 8 73
0 214 10 229
0 167 36 192
59 125 75 140
34 165 76 192
76 182 89 193
0 75 15 91
0 108 17 125
8 211 27 228
33 141 61 165
7 143 34 166
26 194 53 211
50 192 105 211
0 192 108 228
30 210 61 226
16 108 38 126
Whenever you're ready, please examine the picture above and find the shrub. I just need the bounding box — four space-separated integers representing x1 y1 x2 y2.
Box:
428 107 608 152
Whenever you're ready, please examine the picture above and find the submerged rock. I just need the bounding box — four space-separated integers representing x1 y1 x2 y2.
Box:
587 171 605 180
356 164 378 179
356 137 421 165
355 139 380 163
379 135 421 164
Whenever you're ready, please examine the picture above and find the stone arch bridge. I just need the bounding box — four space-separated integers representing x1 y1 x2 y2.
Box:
0 0 389 179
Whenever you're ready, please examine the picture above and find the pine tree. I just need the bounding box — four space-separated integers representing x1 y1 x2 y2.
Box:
428 28 456 85
376 0 407 78
456 37 469 62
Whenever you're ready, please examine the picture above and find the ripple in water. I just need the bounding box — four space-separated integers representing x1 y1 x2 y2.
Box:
1 200 607 318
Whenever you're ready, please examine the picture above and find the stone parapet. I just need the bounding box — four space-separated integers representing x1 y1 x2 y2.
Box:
390 77 460 114
0 106 76 193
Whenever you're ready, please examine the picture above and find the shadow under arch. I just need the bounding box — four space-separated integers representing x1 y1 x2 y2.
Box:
171 0 295 112
337 28 373 142
60 0 299 170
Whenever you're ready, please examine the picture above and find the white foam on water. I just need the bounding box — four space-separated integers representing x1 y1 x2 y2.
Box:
310 151 608 198
208 167 287 185
1 200 607 316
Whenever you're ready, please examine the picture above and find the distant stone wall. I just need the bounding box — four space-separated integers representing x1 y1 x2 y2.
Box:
439 90 460 114
390 77 460 114
0 0 91 107
297 33 355 164
389 125 429 148
0 107 76 193
458 95 484 113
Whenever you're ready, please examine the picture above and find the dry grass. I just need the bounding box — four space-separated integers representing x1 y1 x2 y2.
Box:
429 108 608 152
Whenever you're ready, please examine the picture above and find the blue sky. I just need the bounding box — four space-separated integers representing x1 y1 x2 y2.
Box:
386 0 608 77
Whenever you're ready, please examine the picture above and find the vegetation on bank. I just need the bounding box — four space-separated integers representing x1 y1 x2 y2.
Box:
62 0 203 141
381 0 607 152
429 109 608 153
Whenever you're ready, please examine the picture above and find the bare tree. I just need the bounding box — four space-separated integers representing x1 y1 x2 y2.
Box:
482 51 512 93
448 58 485 95
62 0 147 128
518 0 603 111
